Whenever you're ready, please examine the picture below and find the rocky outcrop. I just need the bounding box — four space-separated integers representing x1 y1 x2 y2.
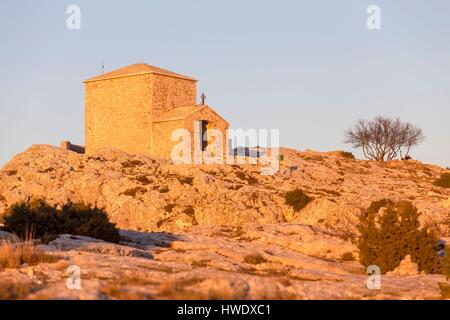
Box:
0 231 20 244
0 224 447 300
1 145 449 300
0 145 449 236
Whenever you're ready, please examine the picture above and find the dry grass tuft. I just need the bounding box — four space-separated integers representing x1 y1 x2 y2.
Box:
0 239 60 270
158 277 207 299
100 286 153 300
100 277 157 300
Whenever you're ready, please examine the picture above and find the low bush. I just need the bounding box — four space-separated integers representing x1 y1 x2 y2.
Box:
285 189 312 212
339 151 355 160
243 254 268 265
444 247 450 279
164 204 176 213
342 252 356 261
135 175 152 185
439 283 450 300
157 187 170 193
58 203 121 243
178 176 194 186
121 159 144 168
2 199 120 243
121 187 147 197
235 171 258 185
183 206 195 216
433 173 450 189
357 199 441 274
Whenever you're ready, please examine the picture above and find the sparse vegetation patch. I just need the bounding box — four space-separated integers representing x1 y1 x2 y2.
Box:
178 176 194 186
339 151 355 160
121 159 144 168
235 171 258 185
342 252 355 261
164 204 176 213
433 173 450 189
443 247 450 279
135 175 152 185
285 189 312 212
183 206 195 217
244 254 268 265
121 187 147 197
158 187 170 193
439 283 450 300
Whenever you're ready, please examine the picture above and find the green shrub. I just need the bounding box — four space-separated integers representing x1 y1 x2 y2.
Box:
342 252 356 261
339 151 355 160
444 246 450 279
357 200 441 274
135 175 152 185
6 170 17 176
235 171 246 182
183 206 195 216
159 187 170 193
2 199 120 243
234 171 258 185
284 189 312 212
121 159 144 168
178 176 194 186
164 204 175 213
121 187 147 197
439 283 450 299
433 173 450 189
58 203 121 243
243 254 267 265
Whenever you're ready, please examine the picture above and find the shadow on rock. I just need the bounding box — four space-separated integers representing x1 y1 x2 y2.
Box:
48 234 154 259
119 229 185 250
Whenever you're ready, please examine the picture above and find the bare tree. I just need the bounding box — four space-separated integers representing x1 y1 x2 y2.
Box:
344 116 425 161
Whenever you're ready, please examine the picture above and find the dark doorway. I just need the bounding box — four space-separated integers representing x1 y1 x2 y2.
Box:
200 120 208 151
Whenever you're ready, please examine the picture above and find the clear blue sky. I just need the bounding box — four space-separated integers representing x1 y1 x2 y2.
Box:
1 0 449 167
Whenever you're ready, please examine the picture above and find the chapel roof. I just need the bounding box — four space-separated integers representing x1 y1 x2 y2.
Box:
154 105 228 125
85 63 197 83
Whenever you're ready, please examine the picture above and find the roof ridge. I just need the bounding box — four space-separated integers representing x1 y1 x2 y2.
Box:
84 63 197 83
154 105 229 126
